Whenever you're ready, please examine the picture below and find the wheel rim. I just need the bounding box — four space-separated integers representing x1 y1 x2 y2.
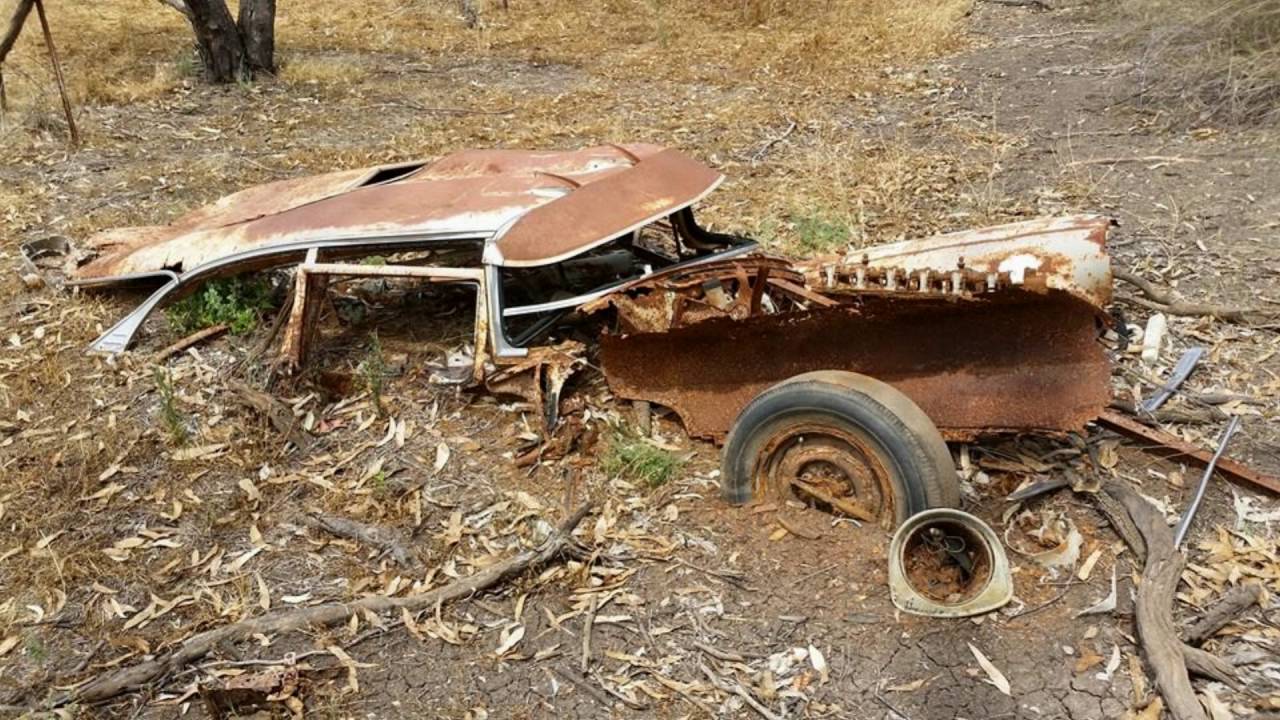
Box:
752 422 897 526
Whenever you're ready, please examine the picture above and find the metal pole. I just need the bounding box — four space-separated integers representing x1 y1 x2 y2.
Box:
32 0 78 146
1173 415 1242 549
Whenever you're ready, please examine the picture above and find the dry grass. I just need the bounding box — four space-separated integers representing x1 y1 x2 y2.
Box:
1120 0 1280 125
0 0 983 708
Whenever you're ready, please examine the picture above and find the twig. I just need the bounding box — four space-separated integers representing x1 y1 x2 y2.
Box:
375 100 513 116
1183 582 1265 646
698 661 782 720
56 504 593 707
1010 574 1076 620
33 0 78 146
642 670 716 716
305 512 414 566
694 641 746 663
70 639 107 675
580 594 597 674
671 557 750 589
776 515 821 540
1068 155 1202 166
589 671 647 710
153 324 228 363
551 665 613 709
979 0 1050 9
1113 269 1271 322
750 120 796 165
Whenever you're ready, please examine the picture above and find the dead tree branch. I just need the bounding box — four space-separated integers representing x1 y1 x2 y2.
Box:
1102 483 1238 720
226 379 309 449
58 504 593 707
305 513 414 566
979 0 1051 9
1183 582 1265 646
1114 269 1273 323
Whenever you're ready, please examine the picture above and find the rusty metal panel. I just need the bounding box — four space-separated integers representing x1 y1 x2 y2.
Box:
601 290 1112 442
71 144 673 284
799 215 1113 309
490 148 724 268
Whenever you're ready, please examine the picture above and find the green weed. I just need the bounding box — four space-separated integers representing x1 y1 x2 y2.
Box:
165 276 276 336
791 211 852 254
153 367 189 446
359 333 388 417
601 429 683 488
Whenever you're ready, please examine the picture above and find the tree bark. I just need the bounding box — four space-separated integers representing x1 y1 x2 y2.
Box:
1183 582 1265 646
184 0 245 83
0 0 34 64
237 0 275 74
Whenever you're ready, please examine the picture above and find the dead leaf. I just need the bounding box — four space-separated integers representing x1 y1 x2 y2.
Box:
1124 697 1162 720
254 572 270 610
494 623 525 656
968 643 1011 696
808 644 828 683
238 477 261 503
434 442 450 473
886 678 927 692
326 645 373 694
1078 549 1102 581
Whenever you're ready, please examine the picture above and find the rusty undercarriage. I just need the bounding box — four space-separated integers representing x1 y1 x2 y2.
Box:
70 144 1116 526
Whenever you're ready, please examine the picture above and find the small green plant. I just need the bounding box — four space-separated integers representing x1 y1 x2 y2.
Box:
174 49 199 78
359 333 388 417
792 211 852 255
601 428 683 488
25 637 46 663
165 276 276 336
153 367 189 446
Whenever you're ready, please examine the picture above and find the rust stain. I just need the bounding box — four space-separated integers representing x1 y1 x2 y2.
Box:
492 148 723 268
601 289 1112 442
71 144 680 282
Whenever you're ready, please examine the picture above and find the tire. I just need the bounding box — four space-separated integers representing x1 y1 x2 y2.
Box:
720 371 959 527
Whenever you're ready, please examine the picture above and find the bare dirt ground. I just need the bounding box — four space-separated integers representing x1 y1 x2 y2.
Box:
1 1 1278 719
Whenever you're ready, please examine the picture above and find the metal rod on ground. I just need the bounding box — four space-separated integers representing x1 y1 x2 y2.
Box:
1140 347 1204 414
32 0 78 146
1173 415 1242 549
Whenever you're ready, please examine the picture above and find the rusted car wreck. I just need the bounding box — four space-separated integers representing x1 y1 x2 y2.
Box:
71 144 1114 527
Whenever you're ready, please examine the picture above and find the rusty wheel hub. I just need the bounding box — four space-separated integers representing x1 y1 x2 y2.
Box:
756 425 893 524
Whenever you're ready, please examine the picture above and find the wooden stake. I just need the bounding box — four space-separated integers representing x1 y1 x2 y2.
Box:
32 0 77 146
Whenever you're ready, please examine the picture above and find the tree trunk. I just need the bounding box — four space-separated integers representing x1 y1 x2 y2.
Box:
184 0 245 83
0 0 35 64
237 0 275 74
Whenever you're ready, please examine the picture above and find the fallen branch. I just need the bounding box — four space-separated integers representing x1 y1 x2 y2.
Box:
1183 582 1265 646
58 504 593 707
1109 399 1225 426
305 513 414 566
699 661 782 720
750 119 796 165
1114 269 1271 323
1102 483 1236 720
980 0 1051 8
1069 155 1202 166
153 323 228 363
227 380 308 448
